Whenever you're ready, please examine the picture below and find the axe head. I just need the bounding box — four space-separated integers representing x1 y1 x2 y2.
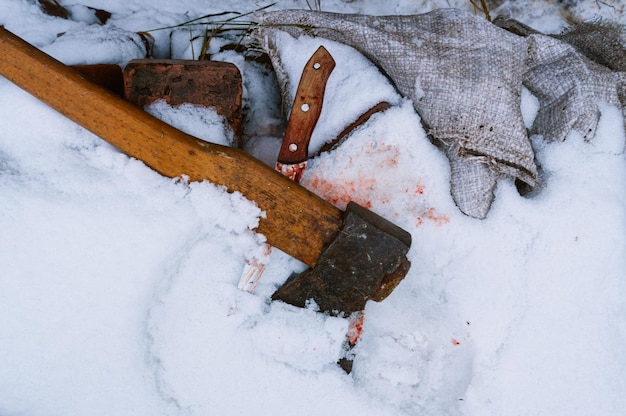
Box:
272 202 412 315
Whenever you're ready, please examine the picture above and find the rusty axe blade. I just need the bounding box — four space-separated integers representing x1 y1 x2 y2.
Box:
272 202 412 315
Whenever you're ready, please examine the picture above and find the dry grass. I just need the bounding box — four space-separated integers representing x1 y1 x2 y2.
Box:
304 0 323 11
468 0 492 21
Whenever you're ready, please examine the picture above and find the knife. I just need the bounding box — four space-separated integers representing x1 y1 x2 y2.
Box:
275 45 336 181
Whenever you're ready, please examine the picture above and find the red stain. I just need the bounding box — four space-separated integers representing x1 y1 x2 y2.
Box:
404 179 425 196
364 142 393 156
348 313 365 345
415 208 450 228
363 142 400 168
304 175 375 210
305 173 451 232
451 338 461 346
424 207 450 226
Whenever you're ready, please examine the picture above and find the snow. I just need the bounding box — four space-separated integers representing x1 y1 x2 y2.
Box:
0 1 625 415
41 25 146 66
145 100 235 147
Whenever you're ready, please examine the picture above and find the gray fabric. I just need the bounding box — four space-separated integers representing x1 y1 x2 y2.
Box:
493 16 625 143
554 21 626 72
524 34 623 142
253 9 625 219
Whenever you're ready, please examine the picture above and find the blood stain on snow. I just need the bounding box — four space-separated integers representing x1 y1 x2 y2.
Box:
451 338 461 346
404 179 425 199
416 207 450 228
414 179 426 196
360 141 401 168
425 207 450 225
347 313 365 345
303 175 376 210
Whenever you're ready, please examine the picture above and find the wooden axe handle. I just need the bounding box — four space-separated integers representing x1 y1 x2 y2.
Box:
0 27 342 267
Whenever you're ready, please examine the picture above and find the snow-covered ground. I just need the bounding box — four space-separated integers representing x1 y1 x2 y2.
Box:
0 1 625 415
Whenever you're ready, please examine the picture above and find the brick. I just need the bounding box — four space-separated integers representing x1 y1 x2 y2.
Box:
123 59 243 141
72 64 124 97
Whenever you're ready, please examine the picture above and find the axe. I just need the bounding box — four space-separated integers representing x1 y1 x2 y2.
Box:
0 27 411 323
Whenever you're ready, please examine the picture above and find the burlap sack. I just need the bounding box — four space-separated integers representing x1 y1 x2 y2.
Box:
253 9 625 218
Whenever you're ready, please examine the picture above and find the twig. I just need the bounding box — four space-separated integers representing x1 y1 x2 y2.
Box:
468 0 491 21
189 27 195 60
304 0 322 11
143 2 277 33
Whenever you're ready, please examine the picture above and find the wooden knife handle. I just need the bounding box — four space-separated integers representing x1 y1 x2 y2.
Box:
277 46 336 164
